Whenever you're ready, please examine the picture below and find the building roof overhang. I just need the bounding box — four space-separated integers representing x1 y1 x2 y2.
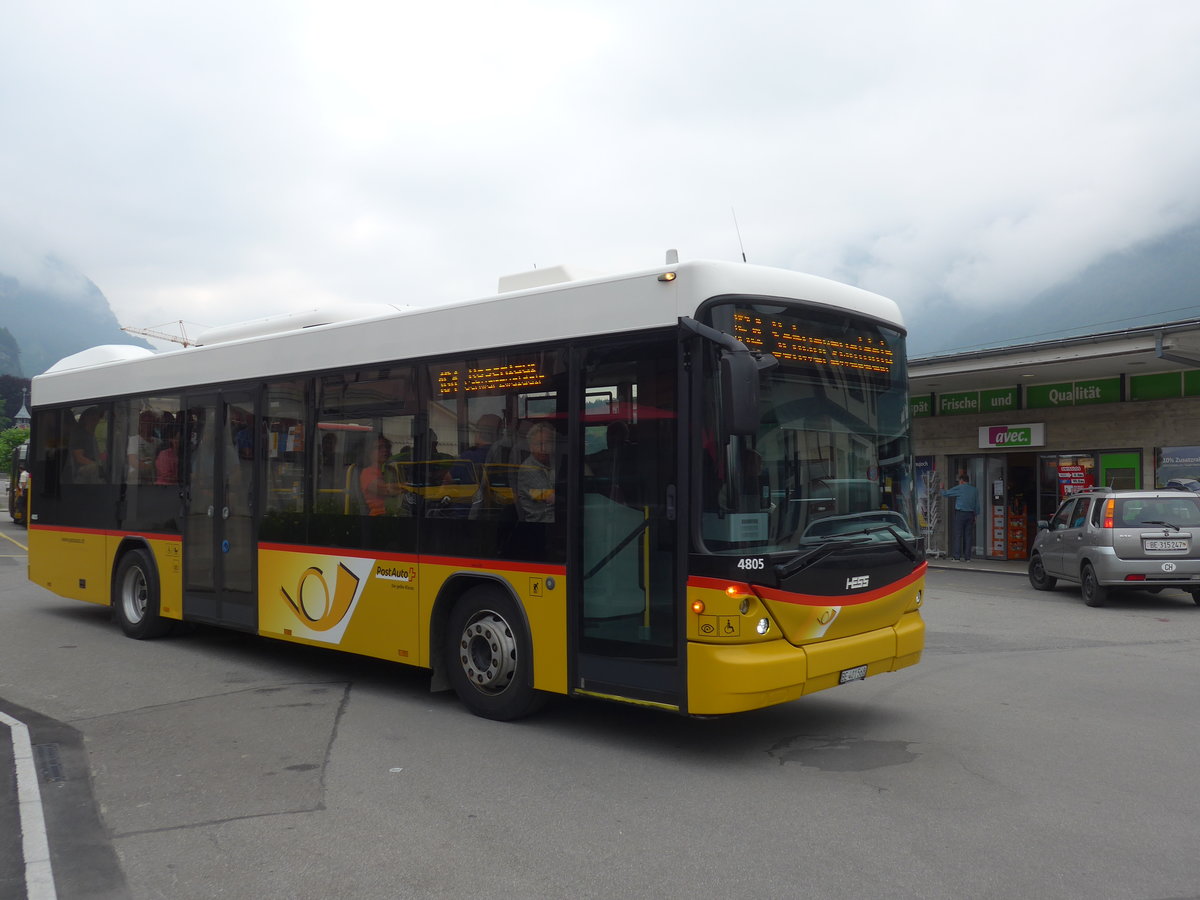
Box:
909 318 1200 394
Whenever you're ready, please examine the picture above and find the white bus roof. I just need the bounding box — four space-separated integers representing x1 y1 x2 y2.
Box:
32 259 902 407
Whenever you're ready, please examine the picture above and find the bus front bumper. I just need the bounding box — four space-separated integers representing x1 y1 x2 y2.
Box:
685 611 924 715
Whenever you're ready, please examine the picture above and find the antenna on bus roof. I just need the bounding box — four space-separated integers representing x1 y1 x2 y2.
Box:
731 207 747 262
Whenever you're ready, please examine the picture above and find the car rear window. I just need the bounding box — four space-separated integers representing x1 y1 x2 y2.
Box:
1115 497 1200 527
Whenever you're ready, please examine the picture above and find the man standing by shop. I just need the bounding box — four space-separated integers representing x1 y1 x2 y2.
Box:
942 474 980 560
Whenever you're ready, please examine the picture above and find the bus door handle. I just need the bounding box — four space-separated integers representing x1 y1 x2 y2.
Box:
207 505 214 518
222 506 230 519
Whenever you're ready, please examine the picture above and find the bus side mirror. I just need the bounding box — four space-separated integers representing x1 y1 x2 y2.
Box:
720 350 760 436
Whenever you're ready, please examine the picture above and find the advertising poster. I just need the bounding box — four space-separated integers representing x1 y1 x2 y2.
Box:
915 456 936 530
1155 446 1200 490
1057 464 1094 498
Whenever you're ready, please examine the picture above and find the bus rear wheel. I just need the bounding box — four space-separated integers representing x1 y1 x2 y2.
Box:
114 548 173 639
445 586 545 720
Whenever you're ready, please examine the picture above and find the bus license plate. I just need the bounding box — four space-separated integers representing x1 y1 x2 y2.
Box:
1144 539 1188 551
839 664 868 684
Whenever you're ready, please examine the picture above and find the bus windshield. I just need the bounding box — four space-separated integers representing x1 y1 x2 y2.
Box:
700 300 914 555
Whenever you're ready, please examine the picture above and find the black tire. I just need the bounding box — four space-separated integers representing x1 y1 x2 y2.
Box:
113 548 173 639
1190 589 1200 607
1028 554 1057 591
445 585 545 720
1081 563 1107 608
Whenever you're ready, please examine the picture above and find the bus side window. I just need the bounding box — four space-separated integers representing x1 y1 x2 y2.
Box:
264 380 306 516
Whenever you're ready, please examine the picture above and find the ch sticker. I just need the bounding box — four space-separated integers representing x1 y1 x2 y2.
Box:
280 563 361 631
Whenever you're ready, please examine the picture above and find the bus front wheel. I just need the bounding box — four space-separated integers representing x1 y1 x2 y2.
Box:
445 586 545 720
113 549 173 639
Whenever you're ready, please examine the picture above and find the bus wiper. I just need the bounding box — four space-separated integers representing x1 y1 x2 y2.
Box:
857 524 923 562
1142 520 1181 532
776 537 869 579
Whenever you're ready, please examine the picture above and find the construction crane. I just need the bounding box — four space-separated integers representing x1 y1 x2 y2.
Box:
121 321 202 347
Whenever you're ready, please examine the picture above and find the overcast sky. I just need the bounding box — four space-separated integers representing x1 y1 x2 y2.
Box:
4 1 1200 344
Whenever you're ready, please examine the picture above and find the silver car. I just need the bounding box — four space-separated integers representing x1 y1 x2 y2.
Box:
1028 488 1200 607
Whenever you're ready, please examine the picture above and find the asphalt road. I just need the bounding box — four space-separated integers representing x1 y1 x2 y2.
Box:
2 517 1199 900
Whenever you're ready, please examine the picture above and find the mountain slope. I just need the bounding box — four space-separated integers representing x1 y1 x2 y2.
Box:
907 221 1200 357
0 257 150 377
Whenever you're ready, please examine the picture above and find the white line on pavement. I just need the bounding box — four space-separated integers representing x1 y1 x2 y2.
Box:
0 710 57 900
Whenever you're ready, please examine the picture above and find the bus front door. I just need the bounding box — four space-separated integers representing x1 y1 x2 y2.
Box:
182 391 258 630
575 339 682 710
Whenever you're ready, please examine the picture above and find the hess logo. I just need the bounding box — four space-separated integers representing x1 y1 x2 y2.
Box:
280 563 362 631
845 575 870 590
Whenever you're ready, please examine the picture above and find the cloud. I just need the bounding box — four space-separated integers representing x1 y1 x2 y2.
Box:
2 0 1200 332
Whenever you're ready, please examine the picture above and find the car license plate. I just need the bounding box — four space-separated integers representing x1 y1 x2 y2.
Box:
839 664 868 684
1144 539 1188 551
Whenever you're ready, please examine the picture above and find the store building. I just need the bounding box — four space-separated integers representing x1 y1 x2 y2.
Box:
910 318 1200 560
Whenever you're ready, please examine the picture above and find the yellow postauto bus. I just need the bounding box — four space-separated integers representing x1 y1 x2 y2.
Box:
27 257 925 719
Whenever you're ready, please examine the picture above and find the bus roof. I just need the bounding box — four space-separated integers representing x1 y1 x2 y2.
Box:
32 259 902 407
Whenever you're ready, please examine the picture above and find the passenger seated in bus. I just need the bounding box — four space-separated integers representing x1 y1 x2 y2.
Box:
155 431 181 485
70 406 105 482
517 421 558 523
361 435 400 516
453 413 500 483
127 411 158 483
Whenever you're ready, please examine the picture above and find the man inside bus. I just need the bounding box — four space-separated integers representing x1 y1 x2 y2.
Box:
517 421 558 523
69 406 105 483
459 414 501 473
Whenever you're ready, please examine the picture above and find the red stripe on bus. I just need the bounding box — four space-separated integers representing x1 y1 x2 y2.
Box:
257 542 566 575
753 564 927 607
420 555 566 575
28 524 179 541
257 542 410 562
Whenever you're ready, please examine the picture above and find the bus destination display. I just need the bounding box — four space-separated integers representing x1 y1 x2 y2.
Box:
437 361 546 395
732 310 894 374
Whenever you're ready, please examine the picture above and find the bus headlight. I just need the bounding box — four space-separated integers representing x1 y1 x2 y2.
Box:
756 618 771 635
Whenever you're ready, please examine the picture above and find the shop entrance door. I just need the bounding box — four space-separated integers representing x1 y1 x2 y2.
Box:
948 456 991 560
983 456 1006 559
1099 452 1140 490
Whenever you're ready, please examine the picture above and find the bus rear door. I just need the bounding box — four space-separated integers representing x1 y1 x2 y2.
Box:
182 390 258 630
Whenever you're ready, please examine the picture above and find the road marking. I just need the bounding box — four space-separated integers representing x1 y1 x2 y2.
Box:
0 530 28 551
0 710 57 900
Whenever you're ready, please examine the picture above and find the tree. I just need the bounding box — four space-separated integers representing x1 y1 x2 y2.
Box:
0 427 29 477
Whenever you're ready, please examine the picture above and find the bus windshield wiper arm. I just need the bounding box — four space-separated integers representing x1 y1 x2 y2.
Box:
857 524 922 562
775 537 867 579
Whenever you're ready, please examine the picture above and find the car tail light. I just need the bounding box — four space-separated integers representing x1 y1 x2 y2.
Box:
1102 498 1115 528
1124 574 1147 582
